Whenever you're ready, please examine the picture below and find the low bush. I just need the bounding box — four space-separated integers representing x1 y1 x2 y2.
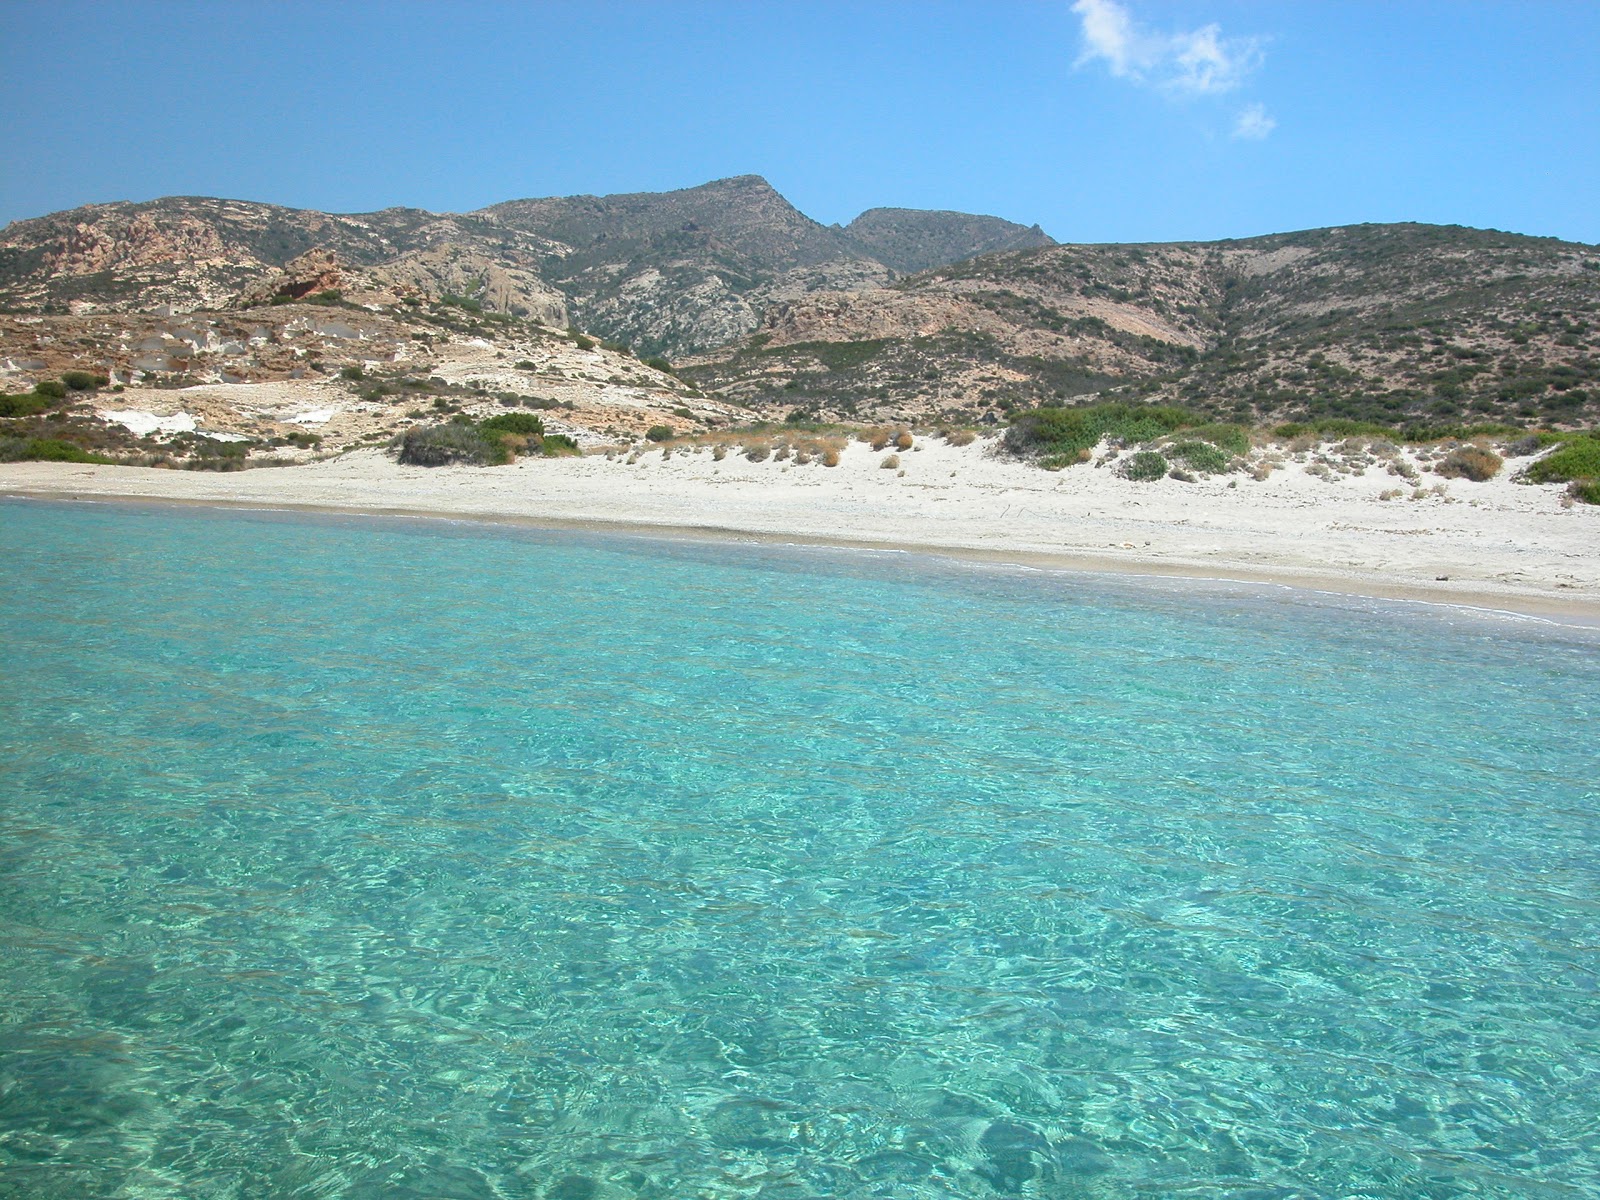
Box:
1274 418 1398 441
894 429 914 450
745 442 771 462
541 434 580 456
1568 479 1600 505
1166 439 1231 474
1436 445 1503 481
880 453 900 469
480 412 545 437
943 428 977 447
1006 403 1195 464
0 436 113 464
61 370 108 391
1183 423 1251 456
0 393 50 418
340 365 364 381
397 423 499 466
1523 435 1600 484
821 448 841 467
32 380 67 400
1119 450 1169 482
645 425 673 443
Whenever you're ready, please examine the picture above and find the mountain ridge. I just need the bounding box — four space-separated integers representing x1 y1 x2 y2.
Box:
2 178 1596 433
0 177 1058 356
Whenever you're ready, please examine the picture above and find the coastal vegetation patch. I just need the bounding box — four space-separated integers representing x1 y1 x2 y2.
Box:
397 411 580 467
1520 432 1600 501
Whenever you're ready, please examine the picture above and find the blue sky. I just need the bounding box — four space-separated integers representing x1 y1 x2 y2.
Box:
3 1 1597 244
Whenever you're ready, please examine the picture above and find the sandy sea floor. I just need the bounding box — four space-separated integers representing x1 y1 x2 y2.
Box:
3 436 1597 623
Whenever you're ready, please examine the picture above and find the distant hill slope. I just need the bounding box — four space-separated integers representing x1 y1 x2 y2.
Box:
3 179 1595 430
841 207 1054 274
681 223 1600 430
0 177 1056 357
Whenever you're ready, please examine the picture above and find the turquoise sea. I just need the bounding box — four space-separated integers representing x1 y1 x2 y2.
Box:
1 498 1597 1200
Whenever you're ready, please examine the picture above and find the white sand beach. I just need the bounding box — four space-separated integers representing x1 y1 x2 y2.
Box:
3 435 1597 622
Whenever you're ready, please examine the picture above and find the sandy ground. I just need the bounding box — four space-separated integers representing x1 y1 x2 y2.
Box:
3 436 1597 622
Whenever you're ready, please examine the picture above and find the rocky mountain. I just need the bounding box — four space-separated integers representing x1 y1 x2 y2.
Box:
3 178 1596 434
0 177 1056 356
681 223 1600 431
840 207 1053 274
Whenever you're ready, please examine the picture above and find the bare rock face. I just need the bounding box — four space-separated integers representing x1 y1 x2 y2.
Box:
236 248 346 306
359 246 568 326
44 211 233 275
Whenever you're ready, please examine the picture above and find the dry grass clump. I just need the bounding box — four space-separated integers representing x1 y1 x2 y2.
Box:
894 430 914 451
864 427 892 451
942 428 977 447
822 448 841 467
1387 458 1420 480
1436 444 1503 482
880 453 900 470
773 445 791 461
712 444 726 461
745 442 771 462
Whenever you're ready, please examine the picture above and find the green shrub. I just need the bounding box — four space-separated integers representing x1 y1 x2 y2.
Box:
645 425 673 442
542 434 580 456
1436 445 1503 481
479 412 545 437
569 330 596 351
1167 440 1231 474
1005 403 1195 463
1183 423 1251 456
1119 450 1169 482
1522 435 1600 484
1274 418 1399 441
32 380 67 400
61 370 107 391
644 356 674 374
0 393 50 418
397 423 500 466
1567 479 1600 504
340 365 364 381
307 289 343 306
0 437 112 464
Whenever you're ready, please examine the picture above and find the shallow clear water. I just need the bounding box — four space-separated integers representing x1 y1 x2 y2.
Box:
1 498 1598 1200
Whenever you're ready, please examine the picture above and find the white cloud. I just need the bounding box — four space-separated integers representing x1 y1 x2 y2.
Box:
1071 0 1263 96
1232 103 1277 140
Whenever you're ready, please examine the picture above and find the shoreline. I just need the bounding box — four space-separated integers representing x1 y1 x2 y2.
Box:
6 448 1598 626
